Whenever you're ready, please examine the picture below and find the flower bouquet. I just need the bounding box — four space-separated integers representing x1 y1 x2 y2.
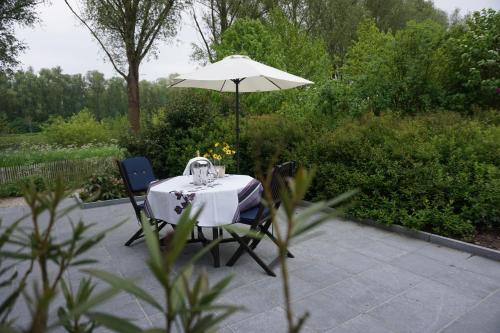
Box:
203 142 235 177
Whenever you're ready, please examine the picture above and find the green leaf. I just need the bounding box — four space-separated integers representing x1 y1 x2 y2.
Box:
199 275 233 306
70 259 99 266
50 286 121 330
0 323 22 333
141 214 163 272
166 206 201 265
0 251 32 260
87 312 142 333
84 269 163 312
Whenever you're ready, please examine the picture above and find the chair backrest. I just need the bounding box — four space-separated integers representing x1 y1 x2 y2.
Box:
118 157 156 194
269 161 296 204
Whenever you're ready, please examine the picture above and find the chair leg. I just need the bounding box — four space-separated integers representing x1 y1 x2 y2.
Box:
157 221 168 232
248 220 294 259
259 227 295 258
226 225 258 266
125 228 144 246
227 231 276 277
211 228 220 268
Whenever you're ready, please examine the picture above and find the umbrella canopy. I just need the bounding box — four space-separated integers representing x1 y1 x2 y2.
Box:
170 55 313 92
170 55 313 172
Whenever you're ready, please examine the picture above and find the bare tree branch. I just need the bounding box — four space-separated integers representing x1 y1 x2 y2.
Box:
139 0 176 60
192 9 214 62
64 0 127 78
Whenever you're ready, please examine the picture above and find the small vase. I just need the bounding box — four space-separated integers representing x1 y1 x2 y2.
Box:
215 165 226 178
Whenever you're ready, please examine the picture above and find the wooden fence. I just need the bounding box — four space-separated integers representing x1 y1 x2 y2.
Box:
0 157 117 185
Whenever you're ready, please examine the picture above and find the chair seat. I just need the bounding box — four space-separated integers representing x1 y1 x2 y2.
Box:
239 206 270 222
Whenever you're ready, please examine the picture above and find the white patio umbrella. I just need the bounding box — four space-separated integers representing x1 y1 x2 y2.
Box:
170 54 313 172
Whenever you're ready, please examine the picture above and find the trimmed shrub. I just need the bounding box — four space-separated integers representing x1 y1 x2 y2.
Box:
304 112 499 240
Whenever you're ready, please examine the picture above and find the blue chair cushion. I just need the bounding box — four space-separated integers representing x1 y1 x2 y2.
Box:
121 157 156 193
239 206 270 222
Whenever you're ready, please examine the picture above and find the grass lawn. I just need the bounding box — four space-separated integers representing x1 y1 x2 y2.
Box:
0 143 124 167
0 132 48 150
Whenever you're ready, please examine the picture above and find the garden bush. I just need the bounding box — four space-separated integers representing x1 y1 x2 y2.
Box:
124 90 233 178
79 171 126 202
304 112 500 240
42 109 110 146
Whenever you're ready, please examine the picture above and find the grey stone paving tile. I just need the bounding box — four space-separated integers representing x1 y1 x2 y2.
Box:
290 262 352 289
326 250 384 275
415 243 471 264
322 219 363 235
356 226 394 240
440 290 500 333
4 202 500 333
255 274 319 305
292 291 360 331
430 266 500 299
333 234 377 250
323 276 394 313
354 241 409 262
355 264 424 295
368 279 480 333
230 306 316 333
454 255 500 280
216 283 280 326
293 240 348 262
379 234 428 252
326 314 396 333
390 253 452 278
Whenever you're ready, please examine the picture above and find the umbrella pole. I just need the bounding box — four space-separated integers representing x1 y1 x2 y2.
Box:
234 79 241 173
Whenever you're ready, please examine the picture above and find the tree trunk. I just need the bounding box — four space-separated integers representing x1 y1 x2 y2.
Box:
127 64 140 134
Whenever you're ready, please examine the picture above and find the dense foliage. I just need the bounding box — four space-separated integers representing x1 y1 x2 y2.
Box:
0 0 42 71
305 112 500 239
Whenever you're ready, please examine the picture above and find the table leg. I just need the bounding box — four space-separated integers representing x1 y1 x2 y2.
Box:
212 227 220 268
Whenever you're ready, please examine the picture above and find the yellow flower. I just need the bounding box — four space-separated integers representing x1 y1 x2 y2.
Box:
214 154 222 160
231 150 236 155
203 153 209 158
215 142 219 147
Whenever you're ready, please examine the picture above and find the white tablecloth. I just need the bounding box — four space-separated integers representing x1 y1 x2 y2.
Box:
144 175 263 227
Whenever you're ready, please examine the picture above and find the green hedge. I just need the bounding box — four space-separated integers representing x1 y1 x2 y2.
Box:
304 112 499 240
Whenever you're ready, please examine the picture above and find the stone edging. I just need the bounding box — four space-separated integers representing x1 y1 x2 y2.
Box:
300 200 500 262
73 193 145 210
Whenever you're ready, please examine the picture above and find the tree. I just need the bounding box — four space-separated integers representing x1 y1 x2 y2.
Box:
214 10 331 114
64 0 185 133
85 70 106 119
342 19 396 115
440 9 500 110
191 0 270 63
0 0 43 72
365 0 448 32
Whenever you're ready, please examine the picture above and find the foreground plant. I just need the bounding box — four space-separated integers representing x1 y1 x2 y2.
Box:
261 167 357 333
86 207 238 333
0 179 120 333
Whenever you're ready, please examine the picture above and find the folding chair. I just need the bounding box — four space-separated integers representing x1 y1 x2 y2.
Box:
116 157 168 246
226 161 296 276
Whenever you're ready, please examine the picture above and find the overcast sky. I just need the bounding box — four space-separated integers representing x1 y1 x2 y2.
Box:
14 0 500 80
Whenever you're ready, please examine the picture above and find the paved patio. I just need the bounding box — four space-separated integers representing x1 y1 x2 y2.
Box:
2 201 500 333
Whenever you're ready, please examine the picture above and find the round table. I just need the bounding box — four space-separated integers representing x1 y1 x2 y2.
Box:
144 174 263 227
